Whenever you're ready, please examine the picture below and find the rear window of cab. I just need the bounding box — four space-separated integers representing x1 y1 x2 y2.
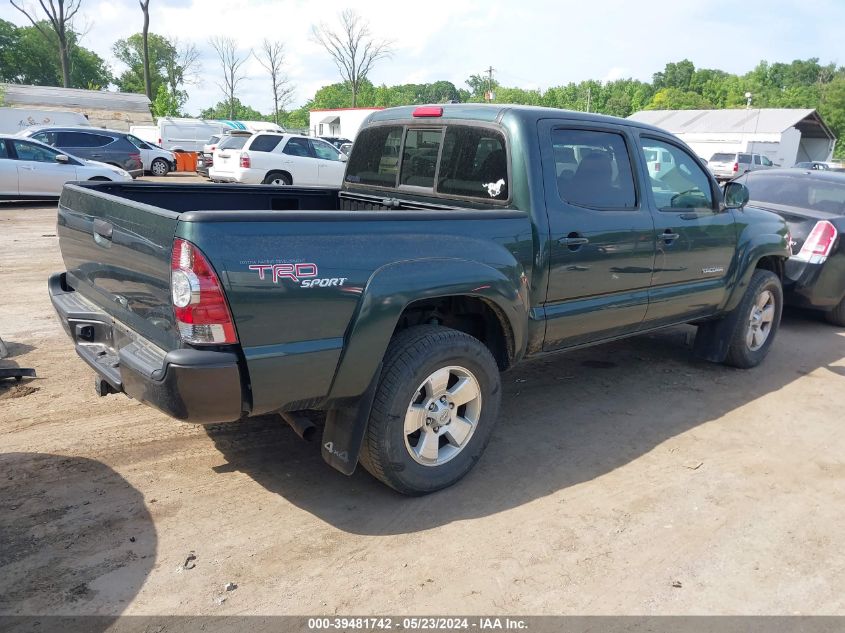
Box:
345 124 509 202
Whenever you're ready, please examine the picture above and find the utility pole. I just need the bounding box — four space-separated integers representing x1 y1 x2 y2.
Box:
485 65 495 102
586 85 592 113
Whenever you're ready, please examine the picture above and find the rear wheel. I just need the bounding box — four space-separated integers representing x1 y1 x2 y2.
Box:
825 297 845 327
724 269 783 368
150 158 170 176
359 325 501 495
263 171 291 186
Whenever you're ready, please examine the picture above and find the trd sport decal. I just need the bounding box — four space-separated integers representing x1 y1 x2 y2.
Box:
248 263 347 288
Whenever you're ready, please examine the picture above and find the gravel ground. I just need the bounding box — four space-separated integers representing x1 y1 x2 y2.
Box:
1 194 844 617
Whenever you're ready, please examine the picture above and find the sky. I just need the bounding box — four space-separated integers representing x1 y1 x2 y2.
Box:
1 0 844 115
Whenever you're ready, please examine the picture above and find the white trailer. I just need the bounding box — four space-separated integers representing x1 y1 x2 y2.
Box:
0 107 90 134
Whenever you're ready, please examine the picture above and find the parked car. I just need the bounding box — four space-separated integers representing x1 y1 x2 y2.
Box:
209 132 347 186
709 151 776 181
733 169 845 325
19 126 143 178
130 119 285 152
319 136 353 150
0 134 130 199
126 133 176 176
48 104 792 495
793 160 830 171
197 130 253 179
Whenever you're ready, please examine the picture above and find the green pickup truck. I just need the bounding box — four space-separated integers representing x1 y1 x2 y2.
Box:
50 104 792 495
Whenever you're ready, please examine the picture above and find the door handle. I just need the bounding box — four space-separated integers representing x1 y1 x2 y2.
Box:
93 219 113 240
19 165 34 171
661 230 680 241
559 235 590 247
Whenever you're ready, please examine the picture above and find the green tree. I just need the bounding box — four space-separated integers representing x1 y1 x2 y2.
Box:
0 19 110 88
10 0 81 88
151 84 184 117
113 33 172 96
646 87 713 110
200 98 266 121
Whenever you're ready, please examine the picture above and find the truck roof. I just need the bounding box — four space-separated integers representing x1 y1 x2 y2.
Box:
366 103 670 135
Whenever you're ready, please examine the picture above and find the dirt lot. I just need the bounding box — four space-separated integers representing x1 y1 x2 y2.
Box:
1 194 844 617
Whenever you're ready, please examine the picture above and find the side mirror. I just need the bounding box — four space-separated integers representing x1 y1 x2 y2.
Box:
723 181 750 209
338 153 348 162
55 154 70 164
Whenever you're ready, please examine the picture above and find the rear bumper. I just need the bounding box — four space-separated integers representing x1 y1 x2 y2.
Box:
783 254 845 310
49 272 246 423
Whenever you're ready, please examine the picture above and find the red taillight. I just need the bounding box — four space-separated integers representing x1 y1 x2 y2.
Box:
795 221 838 264
170 239 237 344
240 152 250 168
158 138 162 146
130 152 141 162
654 162 661 172
413 106 443 117
732 162 739 172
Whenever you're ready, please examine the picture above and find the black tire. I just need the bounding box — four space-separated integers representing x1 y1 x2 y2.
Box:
724 269 783 368
825 297 845 327
263 171 291 186
359 325 501 495
150 158 170 176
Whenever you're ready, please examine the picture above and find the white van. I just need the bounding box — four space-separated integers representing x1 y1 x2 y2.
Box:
130 118 228 153
0 108 90 135
130 118 286 153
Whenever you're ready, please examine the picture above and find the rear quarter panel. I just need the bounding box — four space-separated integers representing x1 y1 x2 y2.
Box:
177 211 534 415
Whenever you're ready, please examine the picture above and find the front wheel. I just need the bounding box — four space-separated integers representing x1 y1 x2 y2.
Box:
359 326 501 495
150 158 170 176
724 269 783 368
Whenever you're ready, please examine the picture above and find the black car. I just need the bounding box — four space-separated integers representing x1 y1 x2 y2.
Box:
319 136 352 150
21 126 144 178
735 169 845 325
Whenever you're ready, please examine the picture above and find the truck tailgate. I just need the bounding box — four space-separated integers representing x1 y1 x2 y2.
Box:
57 183 181 351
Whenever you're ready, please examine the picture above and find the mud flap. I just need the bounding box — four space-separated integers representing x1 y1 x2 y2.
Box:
693 310 742 363
321 366 381 475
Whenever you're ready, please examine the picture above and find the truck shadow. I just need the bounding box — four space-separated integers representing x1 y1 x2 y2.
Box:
205 311 845 535
0 453 156 619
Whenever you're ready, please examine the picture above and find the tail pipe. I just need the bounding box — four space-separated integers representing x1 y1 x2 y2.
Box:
279 411 316 442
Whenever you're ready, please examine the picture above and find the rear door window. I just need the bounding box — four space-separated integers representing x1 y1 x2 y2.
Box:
345 125 403 187
399 129 443 188
58 132 112 147
753 155 762 165
437 126 508 200
282 137 313 157
738 153 752 163
553 129 636 208
249 135 283 152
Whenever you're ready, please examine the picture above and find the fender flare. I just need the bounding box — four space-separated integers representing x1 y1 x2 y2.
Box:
722 230 790 313
320 257 529 474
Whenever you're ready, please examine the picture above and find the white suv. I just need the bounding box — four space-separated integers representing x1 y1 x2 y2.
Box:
209 133 347 186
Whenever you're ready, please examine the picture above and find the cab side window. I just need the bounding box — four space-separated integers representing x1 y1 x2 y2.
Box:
310 139 341 161
640 138 714 211
553 129 636 209
12 140 59 162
